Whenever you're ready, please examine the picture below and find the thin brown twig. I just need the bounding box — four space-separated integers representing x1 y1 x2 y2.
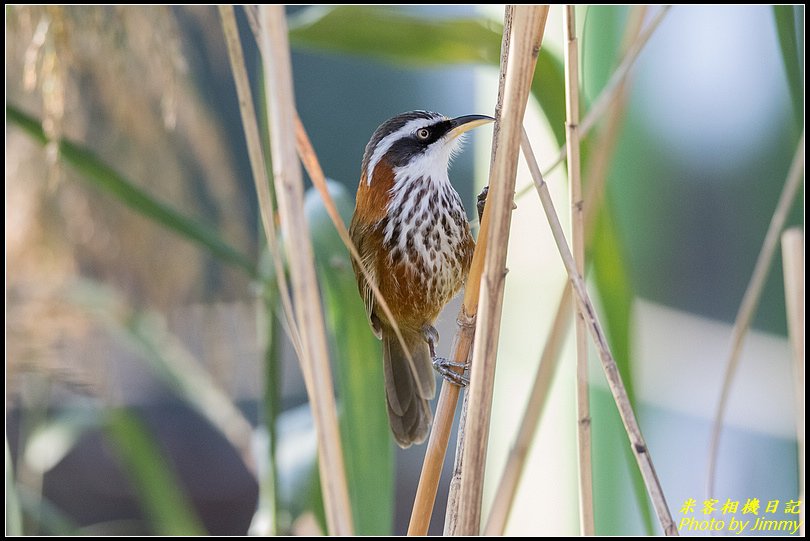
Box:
706 133 805 499
454 6 550 535
259 6 353 535
563 6 594 535
515 5 671 200
522 126 677 535
781 227 804 537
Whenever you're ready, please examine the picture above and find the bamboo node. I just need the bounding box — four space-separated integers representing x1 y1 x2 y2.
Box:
457 309 477 329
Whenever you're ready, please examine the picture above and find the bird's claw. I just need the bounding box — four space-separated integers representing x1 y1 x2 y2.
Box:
476 186 488 223
476 186 517 223
432 357 469 387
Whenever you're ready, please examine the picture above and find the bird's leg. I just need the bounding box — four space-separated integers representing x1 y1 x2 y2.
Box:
476 185 517 224
422 324 469 387
476 185 488 223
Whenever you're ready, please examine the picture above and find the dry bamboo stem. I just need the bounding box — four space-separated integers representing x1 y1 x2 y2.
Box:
523 127 677 535
515 5 671 200
484 285 572 534
440 6 517 534
407 5 519 534
443 372 471 535
454 6 550 536
781 228 804 536
218 6 301 357
259 6 353 535
563 6 594 535
706 133 805 498
407 321 474 536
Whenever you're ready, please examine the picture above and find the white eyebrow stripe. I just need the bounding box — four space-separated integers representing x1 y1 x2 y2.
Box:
365 117 439 186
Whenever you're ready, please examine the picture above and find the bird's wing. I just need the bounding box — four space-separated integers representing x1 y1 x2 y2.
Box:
350 221 383 340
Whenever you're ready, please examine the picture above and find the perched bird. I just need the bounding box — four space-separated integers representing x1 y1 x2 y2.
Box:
349 110 494 447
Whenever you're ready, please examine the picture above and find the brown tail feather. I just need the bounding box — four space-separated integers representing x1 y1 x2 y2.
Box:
382 331 436 448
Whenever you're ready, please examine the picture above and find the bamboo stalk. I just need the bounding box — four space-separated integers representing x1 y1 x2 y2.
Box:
563 6 594 535
515 5 671 200
441 6 518 534
408 6 520 535
443 371 471 535
454 6 550 536
484 285 572 534
781 228 804 537
706 133 805 499
259 6 353 535
218 6 302 356
522 127 677 535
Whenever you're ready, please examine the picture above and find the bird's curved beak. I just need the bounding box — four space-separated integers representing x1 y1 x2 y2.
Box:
447 114 495 140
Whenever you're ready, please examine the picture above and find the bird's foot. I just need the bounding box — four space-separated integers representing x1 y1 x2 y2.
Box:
432 357 469 387
476 185 517 224
476 186 488 223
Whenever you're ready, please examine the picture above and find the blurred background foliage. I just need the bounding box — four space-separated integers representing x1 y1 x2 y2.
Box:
5 4 803 536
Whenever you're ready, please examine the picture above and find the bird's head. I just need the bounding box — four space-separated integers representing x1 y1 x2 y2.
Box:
360 110 494 190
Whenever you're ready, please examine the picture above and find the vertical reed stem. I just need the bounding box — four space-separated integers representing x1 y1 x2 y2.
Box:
563 6 594 535
781 227 804 536
454 6 550 535
260 6 353 535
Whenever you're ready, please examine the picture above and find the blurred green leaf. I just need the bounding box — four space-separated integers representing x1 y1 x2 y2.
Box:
305 182 393 535
251 288 283 536
6 105 257 278
289 6 501 64
67 279 256 479
104 409 206 536
6 438 23 536
288 6 566 146
590 205 654 534
773 5 804 129
591 209 634 401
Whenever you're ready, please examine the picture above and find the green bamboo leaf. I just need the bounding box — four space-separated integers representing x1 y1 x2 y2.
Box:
773 6 804 129
6 105 257 278
288 6 566 146
104 409 206 536
305 182 393 535
590 205 654 534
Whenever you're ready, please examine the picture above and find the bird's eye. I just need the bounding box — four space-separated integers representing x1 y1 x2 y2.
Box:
416 128 430 140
